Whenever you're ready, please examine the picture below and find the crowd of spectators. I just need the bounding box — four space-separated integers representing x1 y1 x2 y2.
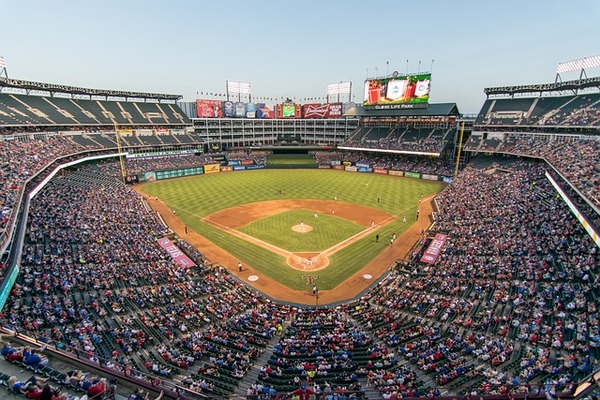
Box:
464 135 599 207
97 151 270 178
476 93 600 128
227 151 268 165
0 137 85 238
343 159 599 396
532 96 600 127
0 133 598 399
1 168 292 397
108 154 218 176
314 151 456 177
342 128 452 154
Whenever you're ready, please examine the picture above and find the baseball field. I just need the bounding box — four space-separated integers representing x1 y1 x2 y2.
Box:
138 169 446 304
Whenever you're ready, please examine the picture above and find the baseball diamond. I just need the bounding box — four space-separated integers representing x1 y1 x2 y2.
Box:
137 169 445 304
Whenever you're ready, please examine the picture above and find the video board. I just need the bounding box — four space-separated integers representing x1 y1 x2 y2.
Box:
363 73 431 109
282 103 296 117
276 101 301 118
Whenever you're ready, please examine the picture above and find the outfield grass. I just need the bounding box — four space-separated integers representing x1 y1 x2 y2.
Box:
267 154 316 165
140 169 445 290
238 209 364 252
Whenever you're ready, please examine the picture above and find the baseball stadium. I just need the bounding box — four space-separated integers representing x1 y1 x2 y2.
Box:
0 48 599 400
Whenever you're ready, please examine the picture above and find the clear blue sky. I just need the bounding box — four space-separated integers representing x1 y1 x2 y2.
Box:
1 0 599 113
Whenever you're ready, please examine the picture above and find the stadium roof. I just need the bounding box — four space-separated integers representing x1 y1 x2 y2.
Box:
484 76 600 97
0 77 182 100
344 103 460 117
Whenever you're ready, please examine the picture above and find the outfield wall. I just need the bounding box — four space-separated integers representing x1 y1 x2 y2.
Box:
135 162 453 183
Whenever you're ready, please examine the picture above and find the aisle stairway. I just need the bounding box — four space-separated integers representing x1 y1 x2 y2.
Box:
234 321 290 397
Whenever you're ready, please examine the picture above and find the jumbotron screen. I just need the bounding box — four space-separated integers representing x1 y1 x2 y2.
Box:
363 72 431 109
282 104 296 117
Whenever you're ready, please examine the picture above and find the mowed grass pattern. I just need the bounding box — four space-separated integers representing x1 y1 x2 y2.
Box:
267 154 316 165
238 209 364 252
141 169 446 290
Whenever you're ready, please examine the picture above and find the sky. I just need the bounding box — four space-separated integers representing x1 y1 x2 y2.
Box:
1 0 599 113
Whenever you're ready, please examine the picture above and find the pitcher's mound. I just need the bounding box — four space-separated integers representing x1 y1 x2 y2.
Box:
292 224 313 233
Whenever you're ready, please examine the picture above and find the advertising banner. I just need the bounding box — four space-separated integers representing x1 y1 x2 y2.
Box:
421 174 439 181
235 102 246 118
221 166 233 172
374 168 388 175
420 233 448 265
125 175 139 184
404 171 421 179
357 167 373 173
318 165 331 169
303 103 343 118
356 162 371 169
228 160 241 166
196 100 223 117
345 166 357 172
204 164 221 174
144 171 157 182
246 102 257 118
155 167 204 180
241 159 254 165
158 237 196 268
442 176 453 183
233 166 246 171
333 165 344 170
223 101 235 117
256 103 274 119
388 170 404 177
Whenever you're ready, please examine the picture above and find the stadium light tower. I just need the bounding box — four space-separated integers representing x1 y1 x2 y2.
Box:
0 56 8 79
555 55 600 83
226 80 251 102
327 81 352 103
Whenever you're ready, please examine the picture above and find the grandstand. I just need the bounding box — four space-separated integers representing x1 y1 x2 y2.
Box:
475 93 600 128
466 77 600 231
475 76 600 133
341 103 460 156
0 72 598 400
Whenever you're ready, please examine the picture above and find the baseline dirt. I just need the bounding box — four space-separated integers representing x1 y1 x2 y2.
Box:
203 200 397 272
136 185 435 305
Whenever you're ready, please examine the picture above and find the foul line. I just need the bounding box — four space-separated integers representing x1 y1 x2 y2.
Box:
202 215 398 263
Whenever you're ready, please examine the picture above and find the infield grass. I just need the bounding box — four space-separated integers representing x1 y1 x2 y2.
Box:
140 169 445 290
238 209 364 252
